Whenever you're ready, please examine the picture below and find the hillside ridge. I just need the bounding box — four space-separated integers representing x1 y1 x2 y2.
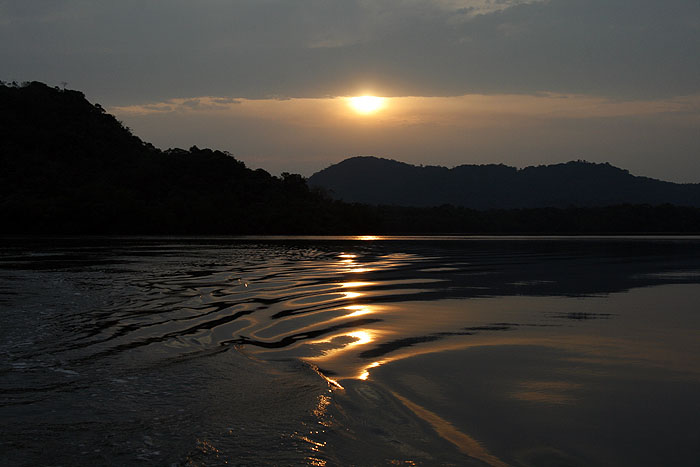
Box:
309 156 700 208
3 81 700 234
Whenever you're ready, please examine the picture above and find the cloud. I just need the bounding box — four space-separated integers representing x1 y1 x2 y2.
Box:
114 96 245 115
2 0 698 104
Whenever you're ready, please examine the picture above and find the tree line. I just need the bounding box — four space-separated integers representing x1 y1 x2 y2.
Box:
2 81 700 235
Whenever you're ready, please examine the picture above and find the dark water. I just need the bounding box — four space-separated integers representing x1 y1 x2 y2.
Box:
1 236 700 466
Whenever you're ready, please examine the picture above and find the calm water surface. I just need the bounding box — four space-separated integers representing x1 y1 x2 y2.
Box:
1 236 700 466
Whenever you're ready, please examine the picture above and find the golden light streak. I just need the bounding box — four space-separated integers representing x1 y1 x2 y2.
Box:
347 268 376 273
344 305 373 317
341 282 373 288
346 330 372 346
307 329 378 363
358 361 382 380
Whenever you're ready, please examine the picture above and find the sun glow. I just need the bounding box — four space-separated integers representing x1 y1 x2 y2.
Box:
349 96 385 114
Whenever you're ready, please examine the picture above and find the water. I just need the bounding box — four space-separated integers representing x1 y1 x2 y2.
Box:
1 236 700 466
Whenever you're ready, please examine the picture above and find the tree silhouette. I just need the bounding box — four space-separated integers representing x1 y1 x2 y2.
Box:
2 81 700 235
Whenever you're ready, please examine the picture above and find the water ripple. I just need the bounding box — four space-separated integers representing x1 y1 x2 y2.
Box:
3 237 700 402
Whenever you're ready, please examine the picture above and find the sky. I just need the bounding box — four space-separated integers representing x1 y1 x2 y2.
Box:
2 0 700 181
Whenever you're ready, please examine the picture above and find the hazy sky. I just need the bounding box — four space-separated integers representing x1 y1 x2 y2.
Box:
2 0 700 181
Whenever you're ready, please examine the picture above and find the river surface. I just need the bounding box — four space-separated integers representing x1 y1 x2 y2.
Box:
1 236 700 466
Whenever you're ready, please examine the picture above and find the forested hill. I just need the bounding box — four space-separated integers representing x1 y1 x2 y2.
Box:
309 156 700 209
0 81 358 234
3 81 700 235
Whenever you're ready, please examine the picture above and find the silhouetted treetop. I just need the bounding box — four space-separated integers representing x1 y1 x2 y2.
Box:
2 81 700 235
0 81 337 234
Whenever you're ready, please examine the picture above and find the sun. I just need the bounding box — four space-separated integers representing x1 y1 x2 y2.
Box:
349 95 385 114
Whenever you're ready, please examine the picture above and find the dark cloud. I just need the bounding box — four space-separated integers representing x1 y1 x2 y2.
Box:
2 0 698 104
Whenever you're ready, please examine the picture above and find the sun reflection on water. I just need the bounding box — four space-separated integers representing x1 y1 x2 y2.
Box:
338 252 378 274
308 330 377 360
344 305 373 317
358 361 382 380
349 330 372 344
355 235 381 241
347 267 375 273
341 281 373 288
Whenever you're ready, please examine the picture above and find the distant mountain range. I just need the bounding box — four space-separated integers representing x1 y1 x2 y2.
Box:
309 156 700 209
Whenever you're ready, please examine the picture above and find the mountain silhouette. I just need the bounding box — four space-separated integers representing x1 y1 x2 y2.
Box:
3 81 700 235
309 156 700 209
0 81 350 234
